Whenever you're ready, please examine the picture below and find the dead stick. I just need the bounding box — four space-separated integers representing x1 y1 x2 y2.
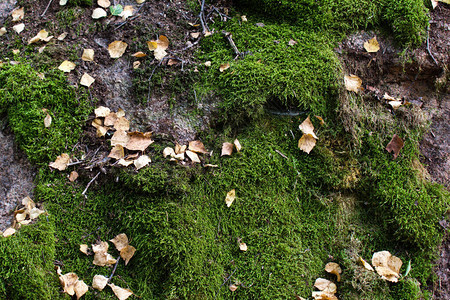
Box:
214 268 238 299
81 171 100 197
108 257 121 283
41 0 53 17
199 0 210 34
427 25 438 66
275 150 288 160
222 31 241 57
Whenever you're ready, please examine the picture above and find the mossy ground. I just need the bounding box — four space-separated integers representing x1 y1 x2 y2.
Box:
0 0 448 299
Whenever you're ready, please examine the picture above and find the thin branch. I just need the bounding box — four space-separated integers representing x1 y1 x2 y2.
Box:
275 150 288 160
81 171 100 198
41 0 53 17
108 257 121 283
214 268 238 299
198 0 210 34
427 25 438 66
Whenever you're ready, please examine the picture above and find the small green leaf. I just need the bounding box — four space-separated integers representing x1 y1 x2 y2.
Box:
403 260 411 278
110 4 123 16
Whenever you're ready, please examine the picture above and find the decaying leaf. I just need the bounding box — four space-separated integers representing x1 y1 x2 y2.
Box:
111 130 130 147
58 60 76 72
344 74 363 93
80 244 89 255
120 5 134 20
314 278 337 294
95 106 111 118
299 116 318 139
120 245 136 265
74 280 88 299
28 29 50 44
185 150 201 163
104 112 118 126
82 49 95 61
134 155 151 170
204 61 211 67
98 0 111 8
113 117 129 131
385 134 404 160
108 145 125 159
325 262 342 282
108 41 128 58
80 73 95 87
110 233 129 251
132 51 147 58
288 39 297 46
359 257 375 271
109 283 133 300
189 140 208 154
44 113 52 128
13 23 25 34
163 147 175 158
57 32 68 40
126 132 153 151
241 15 247 22
229 284 238 292
93 251 117 267
239 242 248 252
298 133 316 154
311 291 338 300
58 270 79 296
2 227 16 237
190 32 200 39
29 207 45 219
372 251 403 282
234 139 242 152
92 275 108 291
175 144 187 154
221 142 234 156
315 115 325 125
0 27 7 36
92 7 107 19
147 35 169 60
219 63 230 72
11 7 24 22
225 189 236 207
49 153 70 171
364 37 380 53
117 159 134 167
117 109 125 118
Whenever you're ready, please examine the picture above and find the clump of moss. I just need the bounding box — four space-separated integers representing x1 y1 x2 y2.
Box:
0 64 91 164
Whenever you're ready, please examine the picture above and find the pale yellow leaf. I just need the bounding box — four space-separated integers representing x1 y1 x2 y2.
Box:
234 139 242 152
132 51 147 58
80 244 89 255
13 23 25 34
15 211 27 222
104 112 118 126
113 117 130 131
28 29 49 44
80 73 95 87
29 207 45 220
98 0 111 8
163 147 175 158
147 41 157 51
96 126 108 137
116 108 126 118
49 153 70 171
136 0 146 3
92 8 107 19
298 134 316 154
175 144 187 154
2 227 16 237
431 0 438 8
204 61 211 67
364 37 380 53
44 113 52 127
94 106 111 117
288 39 297 46
225 189 235 207
120 245 136 265
221 142 233 156
219 63 230 72
112 130 130 147
134 155 151 170
57 32 67 40
190 32 200 39
314 278 337 294
204 164 218 168
59 0 68 5
108 283 133 300
120 5 134 20
325 262 342 282
108 41 128 58
389 100 402 109
241 15 247 22
82 49 95 62
344 74 362 93
186 150 201 163
11 7 24 22
117 159 134 167
239 242 247 251
59 272 79 296
0 27 7 36
312 291 338 300
74 280 88 299
359 257 375 271
58 60 76 73
110 233 129 251
93 252 117 266
154 49 167 60
22 196 35 210
372 251 402 282
92 275 108 291
92 241 109 253
133 61 141 70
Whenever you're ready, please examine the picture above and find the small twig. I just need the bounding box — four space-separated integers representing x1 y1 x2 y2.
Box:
289 130 295 140
427 25 438 66
177 40 200 52
222 31 242 57
214 268 238 299
108 257 121 283
275 150 288 160
41 0 53 17
81 171 100 198
199 0 210 34
67 160 84 167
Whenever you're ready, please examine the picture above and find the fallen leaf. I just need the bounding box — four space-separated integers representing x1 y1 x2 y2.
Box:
74 280 88 299
190 32 200 39
163 147 175 158
108 145 125 159
241 15 247 22
219 63 230 72
186 150 201 163
93 251 117 266
59 0 68 5
132 51 147 57
11 7 24 22
299 116 318 138
95 106 111 117
372 251 403 282
126 132 153 151
15 211 27 222
175 144 187 154
389 100 402 109
92 8 107 19
325 262 342 282
59 271 79 296
92 275 108 291
104 112 118 126
154 49 167 60
288 39 297 46
239 242 247 251
167 59 178 66
298 134 316 154
80 244 89 255
22 196 35 210
221 142 233 156
431 0 438 8
234 139 242 152
311 291 338 300
147 41 157 50
12 49 20 54
57 32 68 40
44 113 52 127
117 109 126 118
110 233 129 251
108 41 128 58
58 60 76 73
117 159 134 167
82 49 95 61
109 283 133 300
49 153 70 171
385 134 404 159
96 126 109 137
120 5 134 20
225 189 235 207
364 37 380 53
80 73 95 87
314 278 337 294
134 155 151 170
315 115 325 125
29 207 45 219
359 257 375 271
111 130 130 147
204 164 218 168
28 29 49 44
114 117 130 131
98 0 111 8
147 35 169 61
204 61 211 67
136 0 146 3
229 284 238 292
110 4 124 16
92 241 109 254
12 23 25 34
2 227 16 237
188 140 208 154
120 245 136 265
68 170 79 182
0 27 7 36
344 74 362 93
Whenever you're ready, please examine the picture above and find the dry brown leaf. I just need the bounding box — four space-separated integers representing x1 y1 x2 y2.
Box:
314 278 337 294
92 275 108 291
58 60 76 72
44 113 52 128
108 41 128 58
126 132 153 151
175 144 187 154
188 140 208 154
299 116 318 139
29 207 45 219
92 241 109 253
389 100 402 109
104 112 118 126
225 189 235 207
59 272 79 296
134 155 151 170
186 150 201 163
93 251 117 266
116 109 125 118
108 145 125 159
114 117 130 131
15 211 27 222
234 139 242 152
239 242 247 252
229 284 238 292
163 147 175 158
2 227 16 237
22 196 34 210
96 126 109 137
28 29 49 44
312 291 338 300
325 262 342 282
82 49 95 62
11 7 24 22
132 51 147 58
80 244 89 255
136 0 146 3
92 8 107 19
219 63 230 72
147 35 169 60
13 23 25 34
359 257 374 271
372 251 403 282
385 134 404 160
117 159 134 167
80 73 95 87
98 0 111 8
95 106 111 118
364 37 380 53
221 142 234 156
298 134 317 154
120 245 136 265
49 153 70 171
344 74 363 93
109 283 133 300
167 59 178 66
110 233 129 251
74 280 88 299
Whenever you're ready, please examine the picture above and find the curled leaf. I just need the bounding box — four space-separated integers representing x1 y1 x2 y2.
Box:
324 262 342 282
108 283 133 300
225 189 236 207
49 153 70 171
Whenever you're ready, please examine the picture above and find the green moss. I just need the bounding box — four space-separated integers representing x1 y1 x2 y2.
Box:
0 63 91 164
